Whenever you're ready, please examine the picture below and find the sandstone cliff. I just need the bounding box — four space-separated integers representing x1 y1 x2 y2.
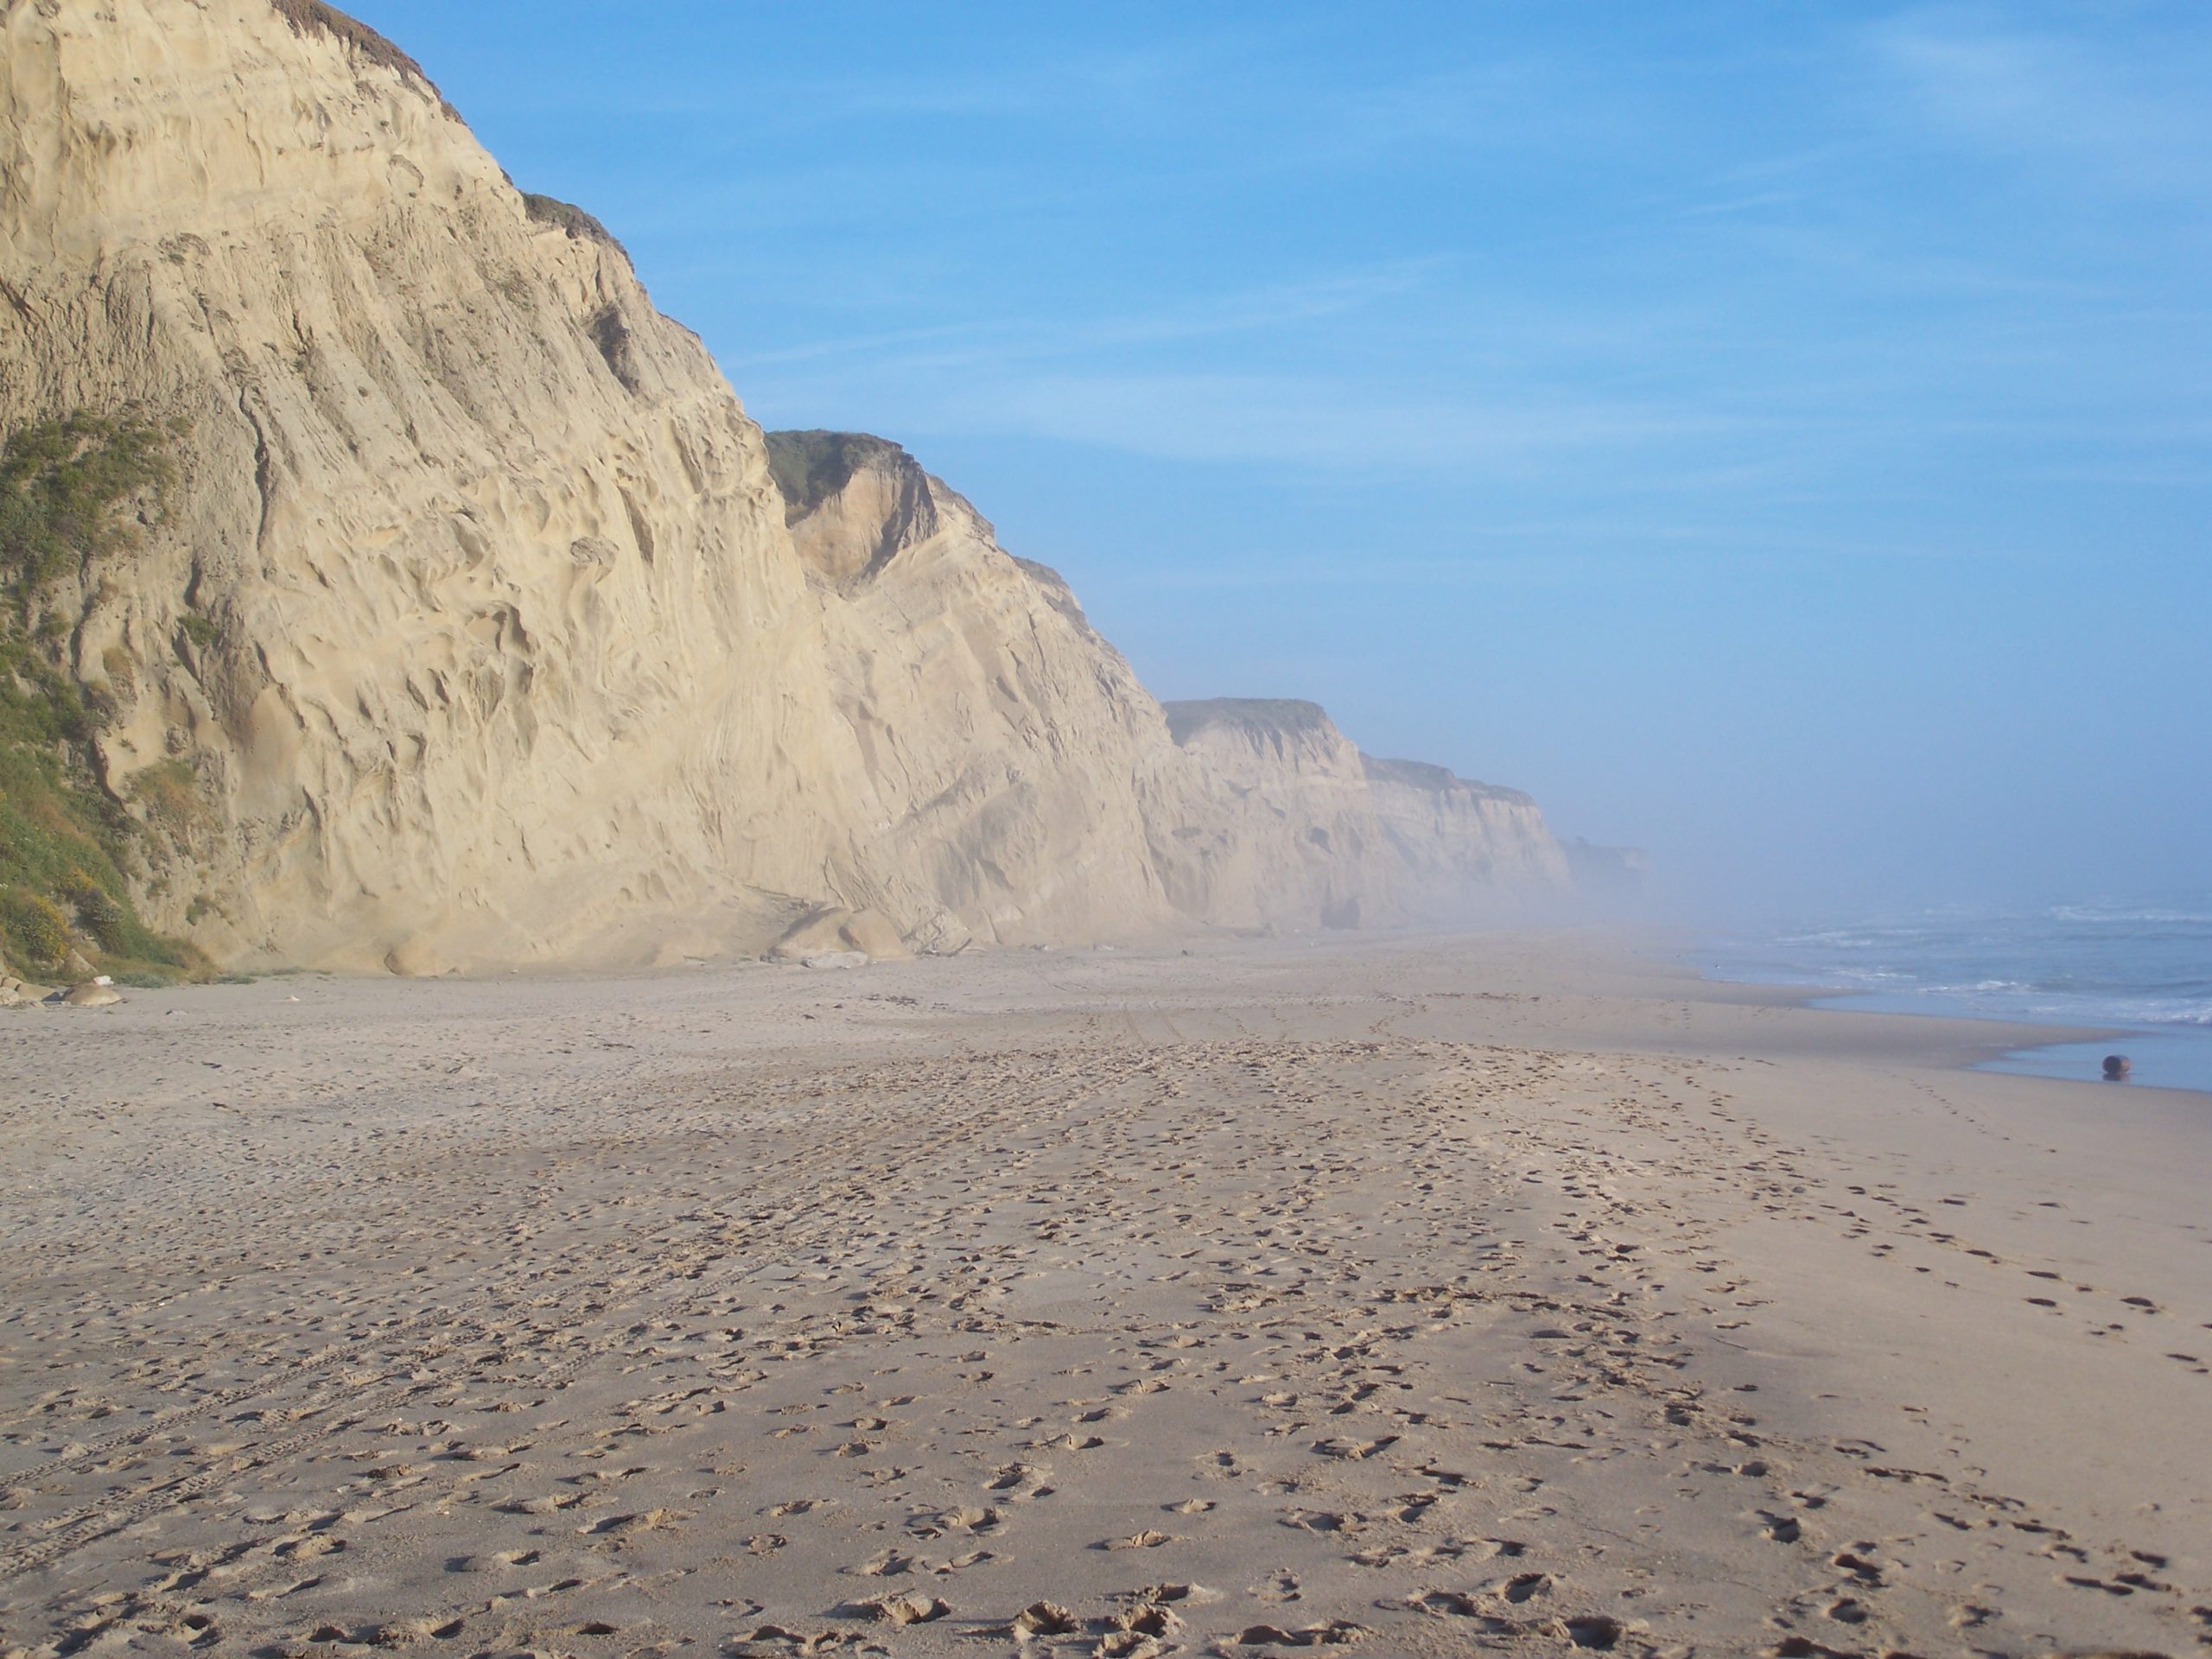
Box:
765 430 1187 950
766 437 1580 942
0 0 1579 976
3 0 885 971
1563 838 1649 899
1157 700 1382 931
1361 755 1572 917
1156 702 1570 931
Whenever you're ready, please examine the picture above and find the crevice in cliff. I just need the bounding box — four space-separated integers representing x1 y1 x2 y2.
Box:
619 486 656 565
589 306 640 394
237 391 276 553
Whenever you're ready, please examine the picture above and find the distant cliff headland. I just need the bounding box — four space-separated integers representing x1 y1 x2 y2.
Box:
0 0 1628 981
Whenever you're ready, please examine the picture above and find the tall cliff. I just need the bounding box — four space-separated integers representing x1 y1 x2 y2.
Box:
765 430 1187 950
2 0 882 971
0 0 1578 976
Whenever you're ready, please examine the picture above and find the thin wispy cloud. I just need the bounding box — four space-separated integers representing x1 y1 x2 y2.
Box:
1299 60 1603 162
856 369 1745 475
726 260 1453 372
1870 5 2212 197
804 40 1233 124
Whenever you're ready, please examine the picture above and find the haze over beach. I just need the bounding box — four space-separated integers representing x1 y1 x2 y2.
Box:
2 3 2208 1657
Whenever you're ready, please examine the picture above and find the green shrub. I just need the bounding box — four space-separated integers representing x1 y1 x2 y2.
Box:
0 414 203 981
1 890 69 966
0 412 172 601
63 867 130 954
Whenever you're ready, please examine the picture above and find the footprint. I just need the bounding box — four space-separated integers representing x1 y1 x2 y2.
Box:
1236 1619 1364 1646
1281 1510 1359 1535
1313 1434 1398 1460
1559 1614 1623 1650
843 1592 948 1625
1831 1549 1884 1586
912 1504 1000 1538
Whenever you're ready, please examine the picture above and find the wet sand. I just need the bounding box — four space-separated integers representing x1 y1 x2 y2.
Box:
2 931 2206 1657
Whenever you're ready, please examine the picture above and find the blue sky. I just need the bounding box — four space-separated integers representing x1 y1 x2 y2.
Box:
347 1 2209 918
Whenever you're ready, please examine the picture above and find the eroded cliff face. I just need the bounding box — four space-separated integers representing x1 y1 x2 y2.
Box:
764 436 1581 941
0 0 1579 972
2 0 891 970
1156 704 1570 931
766 431 1185 949
1361 756 1571 918
1155 700 1382 930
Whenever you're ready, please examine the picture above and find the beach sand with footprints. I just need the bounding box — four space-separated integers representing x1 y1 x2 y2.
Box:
2 933 2206 1656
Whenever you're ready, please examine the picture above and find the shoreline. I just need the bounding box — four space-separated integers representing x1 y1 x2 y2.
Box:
1685 944 2212 1103
1681 915 2202 1110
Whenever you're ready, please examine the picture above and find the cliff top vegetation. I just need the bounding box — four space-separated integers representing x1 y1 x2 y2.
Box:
269 0 459 118
1164 698 1333 747
763 431 913 525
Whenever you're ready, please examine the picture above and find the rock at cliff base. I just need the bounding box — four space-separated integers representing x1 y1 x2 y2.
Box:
772 907 908 963
803 951 870 971
771 910 856 963
837 910 910 962
384 939 452 979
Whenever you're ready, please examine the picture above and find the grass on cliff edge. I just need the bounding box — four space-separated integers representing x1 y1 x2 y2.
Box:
268 0 459 118
522 193 622 251
763 430 906 524
0 415 205 984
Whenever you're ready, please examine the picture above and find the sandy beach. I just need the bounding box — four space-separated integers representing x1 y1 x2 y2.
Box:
2 932 2206 1657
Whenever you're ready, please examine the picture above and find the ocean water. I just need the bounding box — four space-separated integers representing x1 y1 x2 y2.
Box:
1700 899 2212 1096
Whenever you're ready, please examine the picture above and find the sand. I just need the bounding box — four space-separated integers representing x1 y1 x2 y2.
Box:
1 931 2206 1657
